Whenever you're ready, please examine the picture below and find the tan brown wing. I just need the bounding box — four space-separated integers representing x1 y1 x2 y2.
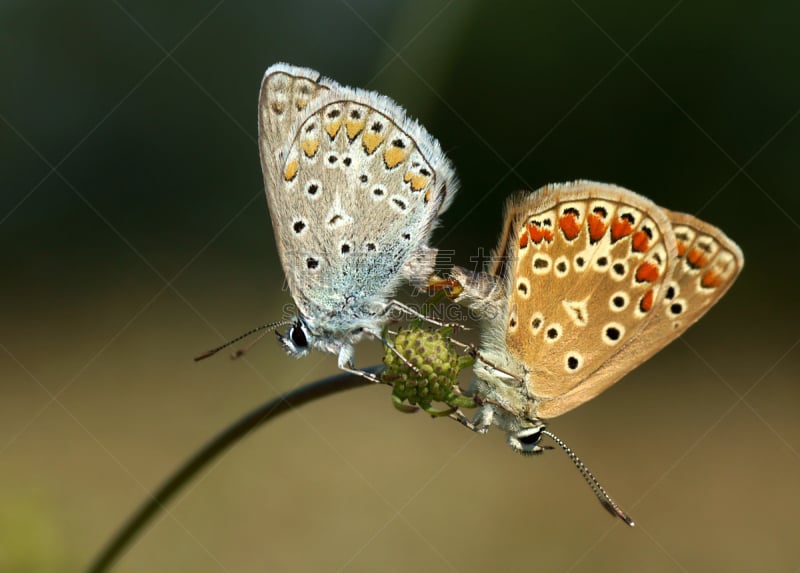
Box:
497 182 677 415
655 210 744 332
534 207 743 418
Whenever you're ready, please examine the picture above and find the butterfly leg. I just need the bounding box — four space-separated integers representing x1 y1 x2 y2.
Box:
386 299 466 331
373 331 423 377
336 345 383 384
339 363 382 384
444 337 522 384
447 405 494 434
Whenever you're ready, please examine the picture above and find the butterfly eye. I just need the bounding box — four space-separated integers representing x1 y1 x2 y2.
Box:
290 324 308 348
508 426 549 454
516 429 543 446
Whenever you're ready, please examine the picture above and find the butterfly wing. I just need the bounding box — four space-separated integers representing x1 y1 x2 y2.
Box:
260 64 330 195
656 210 744 332
534 209 743 418
258 63 457 332
490 181 679 418
497 186 745 418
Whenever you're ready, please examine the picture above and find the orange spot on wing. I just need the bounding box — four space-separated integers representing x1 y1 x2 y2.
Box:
424 188 432 203
687 248 708 269
383 146 408 169
301 139 319 158
519 232 530 249
676 239 688 256
610 217 633 242
639 289 654 312
701 271 723 288
587 213 607 242
324 119 342 139
362 132 385 155
403 171 430 192
559 213 580 240
283 159 298 181
345 118 366 140
635 261 659 283
631 230 650 252
527 223 553 244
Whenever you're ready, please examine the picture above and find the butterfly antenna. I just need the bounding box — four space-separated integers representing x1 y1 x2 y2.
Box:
541 429 635 527
194 321 291 362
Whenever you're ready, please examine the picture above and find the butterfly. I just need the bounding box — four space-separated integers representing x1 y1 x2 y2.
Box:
433 181 743 522
195 64 458 377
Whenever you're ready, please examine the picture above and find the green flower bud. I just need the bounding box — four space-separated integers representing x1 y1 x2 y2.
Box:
383 323 476 413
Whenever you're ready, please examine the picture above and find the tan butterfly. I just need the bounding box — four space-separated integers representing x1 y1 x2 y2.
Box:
433 180 743 523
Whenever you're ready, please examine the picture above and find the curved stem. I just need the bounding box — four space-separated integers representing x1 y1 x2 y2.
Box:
87 367 379 573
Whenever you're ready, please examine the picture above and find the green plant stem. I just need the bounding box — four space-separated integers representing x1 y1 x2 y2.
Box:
86 367 379 573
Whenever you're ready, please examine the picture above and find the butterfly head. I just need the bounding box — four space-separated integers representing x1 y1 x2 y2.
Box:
277 318 313 358
473 395 551 455
506 422 551 455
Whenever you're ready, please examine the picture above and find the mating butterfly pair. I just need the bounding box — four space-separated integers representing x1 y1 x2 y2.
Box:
198 64 743 524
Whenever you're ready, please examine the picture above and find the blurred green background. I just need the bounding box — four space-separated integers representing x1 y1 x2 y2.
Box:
2 0 798 571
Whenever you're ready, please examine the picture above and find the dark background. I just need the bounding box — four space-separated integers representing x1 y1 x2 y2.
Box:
2 1 798 571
